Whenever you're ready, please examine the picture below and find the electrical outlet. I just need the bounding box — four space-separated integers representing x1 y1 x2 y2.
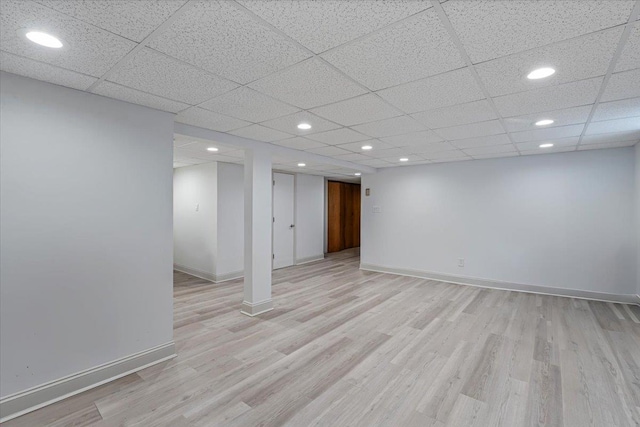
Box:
458 258 464 267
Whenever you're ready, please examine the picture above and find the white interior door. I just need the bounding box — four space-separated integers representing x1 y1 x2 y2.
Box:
273 173 295 269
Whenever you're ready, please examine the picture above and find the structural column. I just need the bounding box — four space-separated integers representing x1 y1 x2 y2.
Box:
241 148 273 316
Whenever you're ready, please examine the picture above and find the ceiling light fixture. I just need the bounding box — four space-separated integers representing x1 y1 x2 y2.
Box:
527 67 555 80
535 119 554 126
354 172 362 176
298 163 306 167
539 143 554 148
361 145 373 150
297 123 312 130
24 31 63 48
207 147 219 152
399 157 409 162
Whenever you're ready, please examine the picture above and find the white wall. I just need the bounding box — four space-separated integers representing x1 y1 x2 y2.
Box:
361 148 636 297
173 163 217 279
296 174 325 262
0 73 174 398
636 143 640 296
217 162 244 278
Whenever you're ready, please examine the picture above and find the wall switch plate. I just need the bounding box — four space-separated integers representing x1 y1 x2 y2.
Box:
366 188 370 196
373 206 382 213
458 258 464 267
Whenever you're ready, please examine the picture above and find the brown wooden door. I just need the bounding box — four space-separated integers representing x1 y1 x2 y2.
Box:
327 181 361 253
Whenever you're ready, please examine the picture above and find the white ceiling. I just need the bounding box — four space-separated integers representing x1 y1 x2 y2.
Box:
1 0 639 173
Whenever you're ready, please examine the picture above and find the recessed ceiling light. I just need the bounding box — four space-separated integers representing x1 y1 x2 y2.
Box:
399 157 409 162
24 31 63 48
539 143 554 148
297 123 312 130
354 172 362 176
535 119 554 126
298 163 306 167
207 147 219 152
527 67 555 80
361 145 373 150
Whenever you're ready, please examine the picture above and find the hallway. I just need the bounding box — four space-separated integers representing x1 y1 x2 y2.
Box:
7 251 640 426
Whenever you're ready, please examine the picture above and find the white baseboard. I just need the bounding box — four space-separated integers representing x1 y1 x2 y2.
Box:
241 299 274 316
173 264 243 283
360 263 640 306
0 341 176 423
296 254 325 265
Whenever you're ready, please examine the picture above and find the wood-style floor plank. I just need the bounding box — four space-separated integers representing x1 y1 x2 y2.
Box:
5 249 640 426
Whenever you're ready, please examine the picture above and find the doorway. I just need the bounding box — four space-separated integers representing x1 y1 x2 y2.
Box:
273 172 295 269
327 181 361 253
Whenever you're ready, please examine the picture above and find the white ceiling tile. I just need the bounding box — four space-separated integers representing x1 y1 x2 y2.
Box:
0 51 96 90
305 127 369 145
357 158 394 167
475 28 621 97
585 117 640 135
434 120 505 140
259 111 340 135
173 157 209 165
175 141 242 155
200 87 299 122
581 130 640 145
406 142 458 154
107 48 238 105
305 145 352 156
228 124 293 142
421 149 470 161
175 107 251 132
272 137 327 150
615 22 640 72
336 139 395 152
380 155 426 164
472 152 520 160
592 98 640 122
515 137 580 151
502 105 592 132
238 0 431 53
449 134 512 149
520 146 577 156
351 116 426 138
173 162 190 168
92 81 189 113
309 94 401 126
410 99 497 129
493 77 602 117
147 0 310 84
443 0 635 63
366 147 413 159
333 153 374 162
510 124 584 143
382 130 444 146
0 0 137 76
600 69 640 102
377 68 485 114
248 57 366 109
321 9 464 90
35 0 187 42
463 144 517 156
578 140 638 150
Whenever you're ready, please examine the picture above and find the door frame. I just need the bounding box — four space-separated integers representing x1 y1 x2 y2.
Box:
272 171 297 270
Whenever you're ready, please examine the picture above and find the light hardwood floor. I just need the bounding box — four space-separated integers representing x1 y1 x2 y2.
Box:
6 250 640 426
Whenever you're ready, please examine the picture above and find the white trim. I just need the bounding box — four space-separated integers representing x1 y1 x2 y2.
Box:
241 299 274 317
360 263 640 306
173 264 244 283
0 342 176 423
214 270 244 283
296 254 325 265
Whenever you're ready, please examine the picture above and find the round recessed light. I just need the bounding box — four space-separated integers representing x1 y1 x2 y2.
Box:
361 145 373 150
399 157 409 162
354 172 362 176
207 147 219 152
527 67 555 80
24 31 63 48
539 143 554 148
297 123 312 130
298 163 306 167
535 119 554 126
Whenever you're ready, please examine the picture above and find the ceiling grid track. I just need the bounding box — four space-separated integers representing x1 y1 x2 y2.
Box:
574 0 640 149
430 0 523 155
